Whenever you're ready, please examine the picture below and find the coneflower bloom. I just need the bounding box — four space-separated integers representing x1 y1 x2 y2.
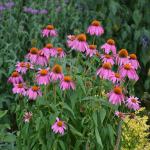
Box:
50 64 63 81
12 83 27 96
126 96 140 110
16 62 27 74
87 20 104 36
71 34 88 52
101 39 116 55
109 72 123 84
23 112 33 123
67 35 76 48
26 47 39 64
16 62 33 74
101 54 115 65
86 45 98 57
119 63 139 81
36 68 50 85
56 47 66 58
108 86 124 105
42 43 54 59
115 111 125 120
116 49 129 66
42 25 57 37
26 86 42 100
36 50 49 66
8 71 23 84
42 43 57 57
96 62 113 79
60 76 75 90
129 54 140 69
51 117 66 135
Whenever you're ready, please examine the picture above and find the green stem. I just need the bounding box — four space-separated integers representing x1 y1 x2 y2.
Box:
75 53 80 74
44 85 48 101
93 36 96 45
114 121 122 150
61 91 66 113
53 83 56 104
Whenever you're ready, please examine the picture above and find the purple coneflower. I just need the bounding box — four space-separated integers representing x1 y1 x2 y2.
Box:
87 20 104 36
51 117 66 135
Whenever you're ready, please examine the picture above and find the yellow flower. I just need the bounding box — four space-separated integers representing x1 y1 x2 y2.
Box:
122 107 149 150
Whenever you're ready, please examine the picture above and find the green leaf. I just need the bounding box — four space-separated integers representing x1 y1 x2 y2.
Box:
3 134 16 142
95 127 103 149
69 124 83 137
63 103 75 118
99 108 106 124
92 112 98 127
77 76 86 95
107 124 115 145
59 140 66 150
0 110 8 118
109 1 120 15
133 10 142 26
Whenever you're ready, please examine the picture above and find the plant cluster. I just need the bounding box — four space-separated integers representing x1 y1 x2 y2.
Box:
7 19 142 149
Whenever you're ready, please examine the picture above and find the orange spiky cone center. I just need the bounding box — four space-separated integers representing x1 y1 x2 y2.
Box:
64 76 72 82
77 34 86 41
107 39 115 45
89 45 96 50
57 121 63 127
20 62 25 67
46 25 54 30
131 98 137 103
57 47 63 53
30 47 38 54
102 62 112 69
91 20 101 26
40 69 48 76
130 54 137 60
118 49 128 58
124 64 131 70
114 87 122 94
52 64 62 74
46 43 53 49
32 86 39 91
18 83 23 88
115 73 120 78
12 71 19 77
105 54 111 59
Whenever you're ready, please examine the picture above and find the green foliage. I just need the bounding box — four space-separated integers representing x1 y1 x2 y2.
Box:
0 0 150 149
122 108 150 150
